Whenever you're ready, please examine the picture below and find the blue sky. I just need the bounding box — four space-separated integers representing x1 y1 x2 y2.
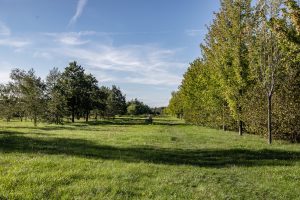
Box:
0 0 220 107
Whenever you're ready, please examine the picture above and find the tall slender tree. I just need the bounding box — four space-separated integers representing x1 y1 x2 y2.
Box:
250 0 283 144
45 68 66 124
202 0 252 135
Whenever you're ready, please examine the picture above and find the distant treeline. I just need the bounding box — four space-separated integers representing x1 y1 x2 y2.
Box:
0 61 163 125
166 0 300 143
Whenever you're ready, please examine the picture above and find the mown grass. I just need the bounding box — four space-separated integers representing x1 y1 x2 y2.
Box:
0 117 299 199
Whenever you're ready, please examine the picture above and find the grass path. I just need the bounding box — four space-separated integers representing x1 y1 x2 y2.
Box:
0 118 300 199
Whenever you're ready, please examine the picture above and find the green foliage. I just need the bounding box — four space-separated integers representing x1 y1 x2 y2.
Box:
10 68 46 126
166 91 184 118
0 83 18 122
106 85 127 117
0 62 131 124
45 68 66 124
58 61 87 122
168 0 300 142
127 98 151 115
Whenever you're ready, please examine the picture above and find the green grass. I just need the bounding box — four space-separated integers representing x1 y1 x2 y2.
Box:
0 117 299 199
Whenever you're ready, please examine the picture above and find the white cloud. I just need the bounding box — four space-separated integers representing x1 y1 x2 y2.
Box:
0 21 10 36
44 31 95 45
0 30 186 106
0 38 30 48
59 35 89 45
0 21 30 50
52 44 185 86
33 51 52 59
0 62 12 83
69 0 88 26
185 29 205 37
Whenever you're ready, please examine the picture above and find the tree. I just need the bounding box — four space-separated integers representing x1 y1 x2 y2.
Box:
166 91 184 119
271 0 300 46
10 68 46 126
201 0 252 135
249 0 284 144
106 85 126 118
45 68 66 124
80 73 98 122
59 61 86 123
95 86 111 119
270 0 300 142
0 83 17 122
127 99 151 115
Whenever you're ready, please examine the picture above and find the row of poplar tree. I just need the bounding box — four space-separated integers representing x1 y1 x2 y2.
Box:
0 61 152 126
167 0 300 143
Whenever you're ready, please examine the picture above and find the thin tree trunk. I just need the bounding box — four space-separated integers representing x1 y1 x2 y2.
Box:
238 106 243 136
71 106 75 123
34 115 37 127
239 120 243 136
86 111 89 122
268 94 272 144
222 102 226 131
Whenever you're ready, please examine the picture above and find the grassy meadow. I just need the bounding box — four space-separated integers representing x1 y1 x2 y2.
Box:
0 117 300 199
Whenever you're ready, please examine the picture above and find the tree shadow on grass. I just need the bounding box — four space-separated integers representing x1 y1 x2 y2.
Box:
0 118 185 132
82 118 185 126
0 131 299 168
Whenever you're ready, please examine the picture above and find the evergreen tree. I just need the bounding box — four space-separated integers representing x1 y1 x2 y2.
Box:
106 85 127 118
45 68 66 124
59 61 86 122
80 73 98 122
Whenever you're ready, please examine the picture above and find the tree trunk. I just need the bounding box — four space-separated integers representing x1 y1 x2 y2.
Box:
222 102 226 131
268 94 272 144
239 120 243 136
34 115 37 127
71 107 75 123
238 106 243 136
85 111 89 122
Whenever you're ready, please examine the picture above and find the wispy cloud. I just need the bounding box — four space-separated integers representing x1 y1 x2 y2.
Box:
33 51 52 59
185 29 205 37
0 21 30 49
0 21 10 36
1 30 186 106
40 32 185 85
0 38 30 48
52 43 185 86
44 31 95 45
69 0 88 26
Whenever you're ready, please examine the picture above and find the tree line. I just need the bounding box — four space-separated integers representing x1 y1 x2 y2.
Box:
167 0 300 143
0 61 156 125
